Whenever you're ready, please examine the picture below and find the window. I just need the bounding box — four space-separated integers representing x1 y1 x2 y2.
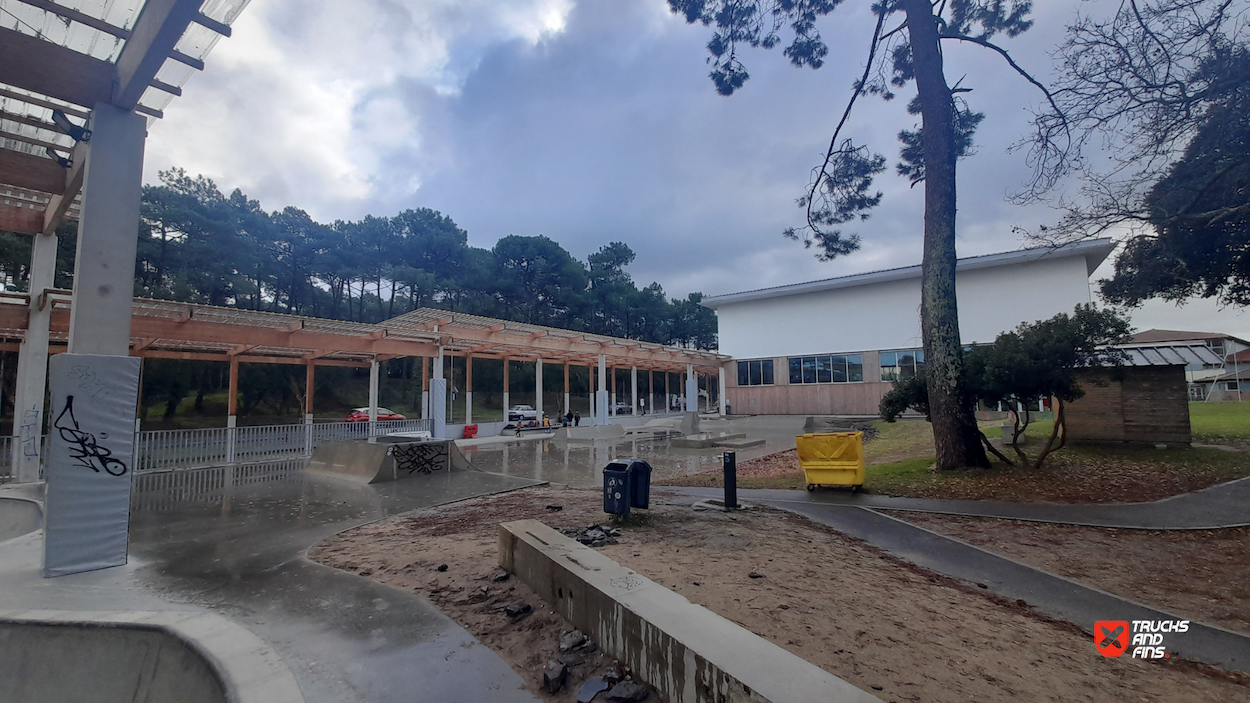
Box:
737 359 774 386
787 354 864 384
881 349 924 381
1226 381 1240 392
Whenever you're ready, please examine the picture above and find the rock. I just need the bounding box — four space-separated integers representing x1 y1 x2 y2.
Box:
436 564 448 572
606 680 651 701
560 630 589 652
547 504 564 511
504 603 532 620
558 653 585 667
871 684 884 691
977 583 988 589
577 677 610 703
608 528 622 537
778 604 790 610
748 571 764 579
602 662 625 685
492 570 511 582
542 660 568 694
478 585 490 596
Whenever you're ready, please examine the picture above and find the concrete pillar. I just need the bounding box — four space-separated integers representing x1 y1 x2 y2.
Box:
419 356 429 420
227 357 239 419
305 361 315 416
662 371 668 412
685 364 696 413
502 358 510 419
630 366 638 417
67 105 145 355
535 357 543 421
719 366 727 416
563 362 570 416
465 355 473 425
431 346 446 439
588 364 595 420
368 358 380 438
596 354 609 425
11 232 57 482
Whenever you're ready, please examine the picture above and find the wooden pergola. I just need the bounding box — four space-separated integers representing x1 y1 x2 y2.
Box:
0 291 730 422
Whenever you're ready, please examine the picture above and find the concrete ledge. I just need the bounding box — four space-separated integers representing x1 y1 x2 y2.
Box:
552 424 628 442
0 610 304 703
0 495 42 542
499 520 880 703
671 432 747 449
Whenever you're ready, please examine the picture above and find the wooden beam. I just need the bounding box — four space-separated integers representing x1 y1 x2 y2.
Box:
0 27 115 108
0 203 43 234
131 337 158 352
0 147 65 194
194 12 232 37
0 110 59 133
228 343 259 356
0 128 72 156
42 141 87 232
15 1 130 39
0 87 90 120
113 0 204 110
142 350 368 367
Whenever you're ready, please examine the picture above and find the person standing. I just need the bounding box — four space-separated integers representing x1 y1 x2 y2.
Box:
573 411 581 427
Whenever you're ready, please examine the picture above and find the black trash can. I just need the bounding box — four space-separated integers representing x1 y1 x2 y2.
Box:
624 458 653 509
603 462 632 516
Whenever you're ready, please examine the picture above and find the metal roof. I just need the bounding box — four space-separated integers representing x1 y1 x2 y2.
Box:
700 239 1115 309
1111 343 1225 367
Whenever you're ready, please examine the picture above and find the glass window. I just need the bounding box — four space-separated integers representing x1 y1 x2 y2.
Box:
802 357 817 384
881 349 922 382
737 361 749 387
789 357 802 384
1227 381 1240 391
748 360 762 386
761 359 774 385
817 356 833 383
898 352 917 379
829 355 847 383
738 359 774 386
847 354 863 382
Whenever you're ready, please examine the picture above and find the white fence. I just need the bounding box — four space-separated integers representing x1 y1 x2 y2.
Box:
134 419 434 474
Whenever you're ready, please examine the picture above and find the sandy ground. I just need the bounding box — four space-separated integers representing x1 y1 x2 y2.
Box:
892 512 1250 634
309 486 1249 702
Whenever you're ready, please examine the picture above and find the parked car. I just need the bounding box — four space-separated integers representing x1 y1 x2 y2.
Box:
344 407 406 422
611 402 631 415
507 404 539 422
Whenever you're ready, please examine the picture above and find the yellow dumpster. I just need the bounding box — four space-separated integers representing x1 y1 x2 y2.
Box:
796 432 865 492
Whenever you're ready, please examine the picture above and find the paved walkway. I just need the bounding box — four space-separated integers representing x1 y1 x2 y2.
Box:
0 468 547 703
695 475 1250 528
676 486 1250 674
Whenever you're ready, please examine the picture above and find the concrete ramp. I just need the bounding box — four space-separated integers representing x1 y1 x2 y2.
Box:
307 439 471 484
552 424 627 442
0 496 42 542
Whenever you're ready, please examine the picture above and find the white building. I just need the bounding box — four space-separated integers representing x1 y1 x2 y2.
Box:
702 239 1115 415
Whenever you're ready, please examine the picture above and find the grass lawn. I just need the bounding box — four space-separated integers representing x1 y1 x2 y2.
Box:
1189 401 1250 444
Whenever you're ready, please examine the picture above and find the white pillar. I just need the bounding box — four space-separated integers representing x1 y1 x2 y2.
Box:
11 232 58 482
535 357 543 421
630 366 638 416
596 354 609 425
465 392 473 425
719 366 727 416
67 105 146 355
432 346 446 439
368 359 380 440
685 364 696 413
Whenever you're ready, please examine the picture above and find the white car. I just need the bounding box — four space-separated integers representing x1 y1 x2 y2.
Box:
507 405 539 422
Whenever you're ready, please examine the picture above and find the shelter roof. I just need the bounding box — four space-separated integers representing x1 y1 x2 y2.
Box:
1108 343 1225 367
0 293 727 371
1 0 248 234
1124 329 1250 346
700 239 1115 309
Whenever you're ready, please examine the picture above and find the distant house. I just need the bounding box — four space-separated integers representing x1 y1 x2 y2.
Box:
1123 330 1250 401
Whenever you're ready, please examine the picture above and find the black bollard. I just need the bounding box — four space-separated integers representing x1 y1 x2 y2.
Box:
724 451 738 509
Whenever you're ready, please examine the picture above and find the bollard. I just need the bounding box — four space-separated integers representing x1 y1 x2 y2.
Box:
724 451 738 509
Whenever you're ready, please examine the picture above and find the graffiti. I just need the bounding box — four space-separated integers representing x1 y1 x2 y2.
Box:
19 407 40 458
53 395 128 477
609 575 644 591
391 443 447 474
67 365 112 402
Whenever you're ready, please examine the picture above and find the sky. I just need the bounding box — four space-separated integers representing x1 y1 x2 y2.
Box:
142 0 1250 340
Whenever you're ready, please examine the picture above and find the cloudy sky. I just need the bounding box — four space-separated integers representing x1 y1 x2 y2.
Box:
143 0 1250 338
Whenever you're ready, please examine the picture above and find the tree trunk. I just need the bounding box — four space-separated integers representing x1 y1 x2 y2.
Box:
903 0 990 470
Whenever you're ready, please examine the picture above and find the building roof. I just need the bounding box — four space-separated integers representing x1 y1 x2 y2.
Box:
700 239 1115 309
1124 329 1250 345
1111 344 1225 367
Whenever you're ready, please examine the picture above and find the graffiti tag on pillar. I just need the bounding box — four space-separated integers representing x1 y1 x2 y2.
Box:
53 395 128 477
20 407 40 458
67 365 112 402
391 443 447 474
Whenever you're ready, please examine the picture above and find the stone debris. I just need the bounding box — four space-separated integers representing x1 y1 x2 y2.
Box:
559 629 589 652
559 524 623 548
504 603 532 621
577 677 610 703
546 504 564 511
491 570 511 582
602 662 626 685
436 563 448 572
605 680 651 701
748 571 764 579
542 660 568 694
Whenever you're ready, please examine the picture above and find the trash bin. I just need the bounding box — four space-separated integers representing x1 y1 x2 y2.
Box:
603 462 632 516
795 432 865 491
625 458 652 509
462 424 478 439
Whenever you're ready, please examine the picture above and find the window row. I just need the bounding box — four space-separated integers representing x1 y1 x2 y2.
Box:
737 359 774 386
880 349 924 381
788 355 864 384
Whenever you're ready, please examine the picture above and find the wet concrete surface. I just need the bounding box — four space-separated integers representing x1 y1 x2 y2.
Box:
0 468 546 703
463 415 807 487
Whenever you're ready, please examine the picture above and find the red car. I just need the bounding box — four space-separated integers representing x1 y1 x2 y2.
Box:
344 407 406 422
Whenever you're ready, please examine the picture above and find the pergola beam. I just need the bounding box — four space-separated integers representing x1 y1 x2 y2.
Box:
0 27 116 108
113 0 205 110
0 203 43 234
42 141 88 233
0 147 66 194
0 87 90 119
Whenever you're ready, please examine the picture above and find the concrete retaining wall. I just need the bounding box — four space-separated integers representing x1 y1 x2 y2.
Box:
0 610 303 703
499 520 880 703
0 496 42 542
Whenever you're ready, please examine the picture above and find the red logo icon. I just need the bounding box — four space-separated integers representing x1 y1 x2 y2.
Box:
1095 621 1129 657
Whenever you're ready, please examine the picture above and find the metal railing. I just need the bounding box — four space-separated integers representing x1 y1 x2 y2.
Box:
133 419 433 474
